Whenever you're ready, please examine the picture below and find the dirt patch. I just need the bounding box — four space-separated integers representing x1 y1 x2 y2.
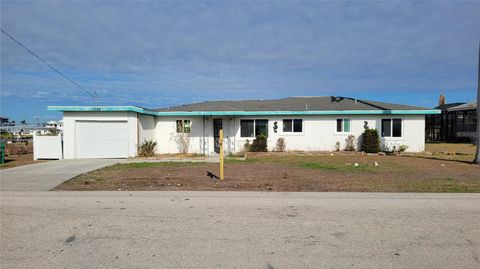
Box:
55 154 480 192
0 154 45 170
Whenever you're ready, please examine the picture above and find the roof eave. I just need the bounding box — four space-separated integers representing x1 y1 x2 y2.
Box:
48 106 441 116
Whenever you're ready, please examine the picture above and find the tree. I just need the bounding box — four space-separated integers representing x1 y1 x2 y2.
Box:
474 42 480 164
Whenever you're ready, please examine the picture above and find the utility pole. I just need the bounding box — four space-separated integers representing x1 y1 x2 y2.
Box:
475 41 480 164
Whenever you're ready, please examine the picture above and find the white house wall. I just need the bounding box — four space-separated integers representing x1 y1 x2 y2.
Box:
153 114 425 154
63 111 139 159
139 114 156 143
155 117 209 154
231 115 425 153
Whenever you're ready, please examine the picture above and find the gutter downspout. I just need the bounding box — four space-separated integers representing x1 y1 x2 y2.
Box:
137 112 140 156
233 116 236 154
203 116 206 155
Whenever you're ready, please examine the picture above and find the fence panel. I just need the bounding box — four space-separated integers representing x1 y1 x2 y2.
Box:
33 134 63 160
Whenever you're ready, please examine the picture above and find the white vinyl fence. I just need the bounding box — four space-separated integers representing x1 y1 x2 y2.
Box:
33 133 63 160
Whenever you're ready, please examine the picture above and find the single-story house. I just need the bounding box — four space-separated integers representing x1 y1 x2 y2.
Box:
48 96 440 159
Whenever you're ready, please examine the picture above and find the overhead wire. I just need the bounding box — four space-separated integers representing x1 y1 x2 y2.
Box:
1 28 98 99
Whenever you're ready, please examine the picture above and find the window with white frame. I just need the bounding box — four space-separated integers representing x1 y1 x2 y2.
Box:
176 120 191 133
336 118 351 133
240 119 268 137
381 118 402 137
283 119 303 133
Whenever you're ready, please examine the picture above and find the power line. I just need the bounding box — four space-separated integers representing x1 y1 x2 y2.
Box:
1 28 98 99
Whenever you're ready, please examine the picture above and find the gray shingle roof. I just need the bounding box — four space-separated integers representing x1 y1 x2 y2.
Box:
434 102 465 110
447 101 477 111
156 96 429 112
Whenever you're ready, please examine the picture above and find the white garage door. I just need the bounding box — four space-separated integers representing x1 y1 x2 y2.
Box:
75 121 129 158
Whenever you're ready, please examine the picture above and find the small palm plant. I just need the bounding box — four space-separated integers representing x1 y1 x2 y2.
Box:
137 140 158 157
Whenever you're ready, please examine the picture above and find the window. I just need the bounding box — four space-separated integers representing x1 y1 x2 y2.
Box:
283 119 303 133
241 119 268 137
255 119 268 137
176 120 191 133
382 118 402 137
336 118 351 133
240 120 254 137
283 119 292 132
381 119 391 137
184 120 191 133
176 120 183 133
392 119 401 137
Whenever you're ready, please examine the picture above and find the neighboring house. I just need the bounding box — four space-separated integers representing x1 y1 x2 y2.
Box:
447 101 477 141
45 120 58 129
0 117 15 127
57 119 64 132
44 120 63 134
48 96 440 159
0 120 62 142
426 101 477 142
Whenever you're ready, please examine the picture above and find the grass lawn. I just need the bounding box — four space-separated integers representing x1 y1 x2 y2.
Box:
56 152 480 192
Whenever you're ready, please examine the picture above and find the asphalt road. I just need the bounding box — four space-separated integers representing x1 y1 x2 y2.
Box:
1 191 479 268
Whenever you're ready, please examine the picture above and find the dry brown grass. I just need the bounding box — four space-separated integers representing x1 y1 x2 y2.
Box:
56 153 480 192
425 143 476 155
0 154 45 170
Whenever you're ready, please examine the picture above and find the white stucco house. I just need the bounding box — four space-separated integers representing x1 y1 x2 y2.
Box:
48 96 440 159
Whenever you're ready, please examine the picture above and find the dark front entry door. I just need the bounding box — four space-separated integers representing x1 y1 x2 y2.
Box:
213 119 222 153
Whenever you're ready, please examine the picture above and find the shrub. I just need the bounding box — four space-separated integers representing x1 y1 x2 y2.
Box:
383 144 395 154
137 140 158 157
344 135 356 151
398 144 409 153
0 131 12 140
335 141 341 151
243 139 251 152
275 138 286 152
6 143 33 155
361 128 380 153
250 135 268 152
174 133 190 154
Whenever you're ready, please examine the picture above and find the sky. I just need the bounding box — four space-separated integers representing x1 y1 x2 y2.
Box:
1 1 479 123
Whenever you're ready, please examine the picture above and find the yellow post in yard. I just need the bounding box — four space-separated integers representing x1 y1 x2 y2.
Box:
219 129 224 180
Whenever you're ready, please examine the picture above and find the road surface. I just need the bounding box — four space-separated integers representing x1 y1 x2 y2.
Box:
1 191 479 268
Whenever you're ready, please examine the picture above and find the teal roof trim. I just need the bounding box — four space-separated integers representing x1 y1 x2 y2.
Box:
48 106 441 116
48 106 158 116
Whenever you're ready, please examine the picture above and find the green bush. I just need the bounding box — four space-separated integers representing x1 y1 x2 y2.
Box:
0 131 13 140
137 140 158 157
250 135 268 152
361 128 380 153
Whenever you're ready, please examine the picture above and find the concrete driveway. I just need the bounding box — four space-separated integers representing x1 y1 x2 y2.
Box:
0 159 122 191
1 191 479 268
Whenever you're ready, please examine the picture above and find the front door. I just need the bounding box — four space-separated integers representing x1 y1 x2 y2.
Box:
213 119 222 153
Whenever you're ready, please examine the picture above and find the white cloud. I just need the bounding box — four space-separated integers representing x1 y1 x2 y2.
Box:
1 0 478 117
